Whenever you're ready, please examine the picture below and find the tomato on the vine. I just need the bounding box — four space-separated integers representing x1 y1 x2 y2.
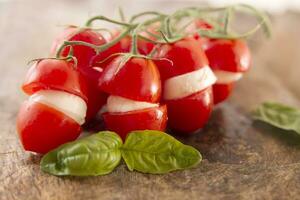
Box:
203 39 251 104
51 26 108 121
153 37 216 133
98 55 166 139
17 59 87 154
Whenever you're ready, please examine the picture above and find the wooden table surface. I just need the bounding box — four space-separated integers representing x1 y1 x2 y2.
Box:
1 1 300 200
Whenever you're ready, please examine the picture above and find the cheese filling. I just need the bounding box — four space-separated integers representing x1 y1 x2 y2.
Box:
213 70 243 84
107 95 158 113
163 66 217 100
30 90 87 125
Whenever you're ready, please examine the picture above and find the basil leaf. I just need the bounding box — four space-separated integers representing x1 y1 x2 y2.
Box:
41 131 122 176
121 130 202 174
253 102 300 134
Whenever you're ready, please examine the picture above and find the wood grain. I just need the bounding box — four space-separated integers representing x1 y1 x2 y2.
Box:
0 1 300 200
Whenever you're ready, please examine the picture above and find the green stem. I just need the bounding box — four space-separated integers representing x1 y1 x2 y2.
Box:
131 30 139 54
130 11 165 23
164 17 172 38
234 4 272 38
98 27 134 52
118 6 126 22
85 15 132 27
223 7 233 34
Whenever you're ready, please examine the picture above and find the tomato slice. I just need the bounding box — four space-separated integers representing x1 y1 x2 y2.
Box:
165 88 213 133
103 105 167 140
17 100 81 154
212 83 234 104
22 59 88 102
99 56 161 103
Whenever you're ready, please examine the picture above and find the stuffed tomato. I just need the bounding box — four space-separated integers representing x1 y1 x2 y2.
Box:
203 39 251 104
187 19 251 104
154 37 216 133
51 26 108 122
17 59 88 154
98 56 167 139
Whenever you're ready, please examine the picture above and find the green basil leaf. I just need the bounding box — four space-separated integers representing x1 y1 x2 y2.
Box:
40 131 122 176
253 102 300 134
121 130 202 174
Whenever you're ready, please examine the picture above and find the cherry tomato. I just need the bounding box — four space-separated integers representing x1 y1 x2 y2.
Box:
17 101 81 154
103 105 167 140
153 37 214 133
153 37 209 81
51 26 107 121
23 59 87 102
98 56 161 103
165 88 213 133
186 20 251 104
18 59 87 154
203 39 251 104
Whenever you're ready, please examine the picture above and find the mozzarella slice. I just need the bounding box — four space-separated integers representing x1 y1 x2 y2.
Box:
213 70 243 84
107 95 158 113
164 66 217 100
30 90 87 125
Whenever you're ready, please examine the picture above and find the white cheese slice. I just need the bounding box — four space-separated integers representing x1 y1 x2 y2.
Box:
163 66 217 100
213 70 243 84
107 95 158 113
29 90 87 125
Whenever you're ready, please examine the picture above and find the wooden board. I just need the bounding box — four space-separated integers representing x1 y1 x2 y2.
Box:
1 1 300 200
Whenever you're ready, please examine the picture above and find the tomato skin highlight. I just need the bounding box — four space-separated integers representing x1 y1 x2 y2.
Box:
23 59 88 102
103 105 167 140
212 83 234 104
50 26 108 121
165 88 213 133
17 101 81 154
154 37 209 81
99 57 161 103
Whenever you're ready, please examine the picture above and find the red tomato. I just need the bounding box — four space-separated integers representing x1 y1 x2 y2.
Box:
51 26 107 121
212 83 234 104
203 39 251 73
22 59 87 102
17 101 81 154
185 20 251 104
203 39 250 104
103 105 167 140
153 37 209 81
165 88 213 133
153 37 213 133
99 56 161 103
